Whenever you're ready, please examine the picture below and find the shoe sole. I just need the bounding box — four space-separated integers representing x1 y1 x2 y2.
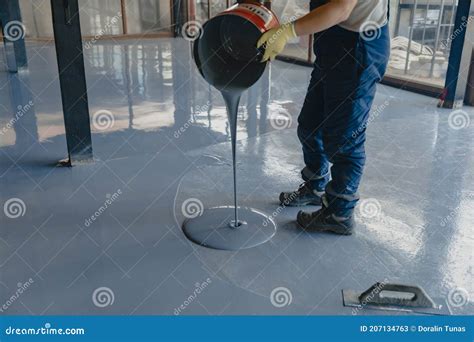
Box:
297 217 353 236
281 200 321 207
279 194 321 207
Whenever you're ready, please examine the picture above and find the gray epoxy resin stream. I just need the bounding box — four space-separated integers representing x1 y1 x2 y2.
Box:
222 90 242 227
182 86 277 251
182 3 279 250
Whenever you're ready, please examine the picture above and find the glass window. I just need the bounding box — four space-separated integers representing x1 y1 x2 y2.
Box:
78 0 123 36
386 0 457 88
191 0 209 23
210 0 229 18
19 0 54 38
272 0 311 61
124 0 172 34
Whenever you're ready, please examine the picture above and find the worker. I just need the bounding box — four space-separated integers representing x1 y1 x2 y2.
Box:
257 0 390 235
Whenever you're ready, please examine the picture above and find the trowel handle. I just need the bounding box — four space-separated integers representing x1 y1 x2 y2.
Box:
358 283 436 308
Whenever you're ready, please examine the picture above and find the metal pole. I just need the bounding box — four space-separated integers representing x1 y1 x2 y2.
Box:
189 0 196 20
172 0 186 37
442 0 474 108
420 0 430 49
120 0 128 34
404 0 418 74
0 0 28 71
429 0 445 78
123 45 134 129
447 0 457 44
394 0 402 36
50 0 93 165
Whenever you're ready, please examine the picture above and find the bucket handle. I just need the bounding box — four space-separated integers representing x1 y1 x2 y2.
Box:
358 283 436 308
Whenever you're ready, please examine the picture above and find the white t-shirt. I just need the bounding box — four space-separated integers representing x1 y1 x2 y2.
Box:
338 0 389 32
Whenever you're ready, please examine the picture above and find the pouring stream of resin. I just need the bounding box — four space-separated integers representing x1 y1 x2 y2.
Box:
223 91 241 227
182 89 277 251
182 3 278 250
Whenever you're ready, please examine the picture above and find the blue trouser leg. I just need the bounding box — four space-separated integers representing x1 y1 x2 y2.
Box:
298 24 390 217
297 67 330 191
322 77 377 216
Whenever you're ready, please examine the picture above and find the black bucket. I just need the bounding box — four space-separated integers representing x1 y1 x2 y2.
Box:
193 2 279 92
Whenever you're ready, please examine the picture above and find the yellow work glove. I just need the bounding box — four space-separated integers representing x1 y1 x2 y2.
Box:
257 22 297 62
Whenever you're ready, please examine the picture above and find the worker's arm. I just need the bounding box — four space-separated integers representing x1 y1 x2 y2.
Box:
257 0 357 62
293 0 357 36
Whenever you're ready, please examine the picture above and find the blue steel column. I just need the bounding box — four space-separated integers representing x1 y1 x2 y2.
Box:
442 0 474 108
50 0 93 165
0 0 28 72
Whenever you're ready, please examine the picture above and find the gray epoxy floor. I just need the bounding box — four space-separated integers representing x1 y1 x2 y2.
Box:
0 38 473 315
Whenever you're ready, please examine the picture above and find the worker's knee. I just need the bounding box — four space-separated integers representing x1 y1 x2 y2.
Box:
323 133 366 165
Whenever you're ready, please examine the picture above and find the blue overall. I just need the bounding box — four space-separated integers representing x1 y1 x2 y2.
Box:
298 2 390 217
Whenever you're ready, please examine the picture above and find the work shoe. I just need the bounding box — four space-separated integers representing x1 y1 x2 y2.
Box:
297 207 354 235
279 182 323 207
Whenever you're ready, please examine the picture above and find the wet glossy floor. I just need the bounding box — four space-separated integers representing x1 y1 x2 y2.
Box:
0 39 472 315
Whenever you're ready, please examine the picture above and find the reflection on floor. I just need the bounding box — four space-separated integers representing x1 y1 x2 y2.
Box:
0 38 473 315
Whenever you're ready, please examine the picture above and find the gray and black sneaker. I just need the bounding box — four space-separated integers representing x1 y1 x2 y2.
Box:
297 207 354 235
279 182 324 207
